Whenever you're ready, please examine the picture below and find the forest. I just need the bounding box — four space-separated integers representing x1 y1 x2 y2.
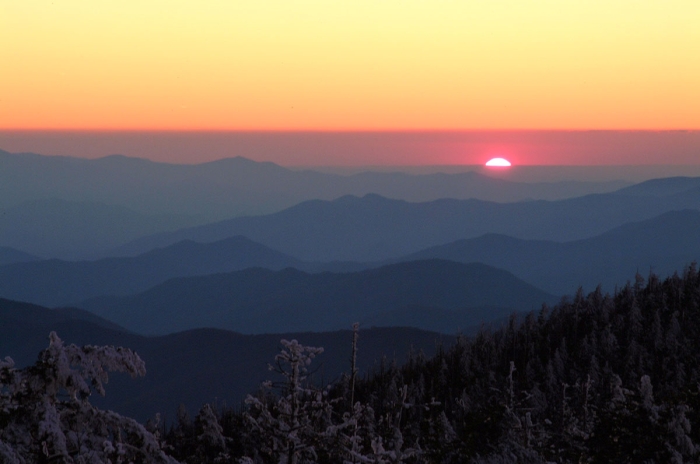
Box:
2 264 700 463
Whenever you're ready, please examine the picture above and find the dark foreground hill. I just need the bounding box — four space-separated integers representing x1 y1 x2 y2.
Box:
0 298 452 423
0 236 303 307
79 259 557 335
7 265 700 462
113 184 700 261
405 209 700 295
161 265 700 463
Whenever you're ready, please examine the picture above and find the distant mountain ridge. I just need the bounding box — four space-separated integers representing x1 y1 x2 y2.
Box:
113 183 700 261
11 150 700 262
0 298 126 332
0 149 629 222
405 209 700 295
0 246 39 266
0 236 302 307
79 259 557 335
3 209 699 310
0 149 639 260
615 176 700 197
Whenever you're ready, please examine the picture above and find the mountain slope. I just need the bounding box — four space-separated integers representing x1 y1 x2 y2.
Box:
615 176 700 197
79 259 557 335
404 209 700 295
0 236 303 307
0 246 39 266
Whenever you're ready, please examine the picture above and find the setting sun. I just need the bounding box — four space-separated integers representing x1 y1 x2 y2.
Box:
485 157 512 167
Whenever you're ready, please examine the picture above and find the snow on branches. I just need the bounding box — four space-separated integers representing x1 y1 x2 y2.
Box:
0 332 177 464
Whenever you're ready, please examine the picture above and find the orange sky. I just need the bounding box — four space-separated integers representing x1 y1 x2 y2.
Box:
2 1 700 131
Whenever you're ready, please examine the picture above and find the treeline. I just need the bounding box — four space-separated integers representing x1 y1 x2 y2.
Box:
3 265 700 463
166 265 700 463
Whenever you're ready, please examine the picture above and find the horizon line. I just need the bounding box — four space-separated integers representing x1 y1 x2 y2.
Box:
2 128 700 134
2 149 699 168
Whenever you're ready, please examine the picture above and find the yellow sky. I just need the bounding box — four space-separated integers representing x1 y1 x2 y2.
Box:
1 1 699 130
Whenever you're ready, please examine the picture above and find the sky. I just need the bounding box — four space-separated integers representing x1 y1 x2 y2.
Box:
1 1 700 165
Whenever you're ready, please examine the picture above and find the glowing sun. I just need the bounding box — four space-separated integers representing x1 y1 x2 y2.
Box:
485 157 512 167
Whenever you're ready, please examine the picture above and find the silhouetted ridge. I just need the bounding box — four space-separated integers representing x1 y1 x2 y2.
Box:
0 298 125 331
406 209 700 295
616 176 700 196
0 235 302 307
113 186 700 261
0 246 40 266
78 259 556 335
1 149 637 259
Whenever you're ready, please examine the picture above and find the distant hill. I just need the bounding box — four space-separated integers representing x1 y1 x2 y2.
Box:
0 204 700 312
0 149 629 222
78 259 557 335
0 298 453 423
113 185 700 261
0 236 303 307
0 198 197 259
615 176 700 197
0 298 126 332
4 203 699 311
404 209 700 295
0 299 132 367
0 246 39 266
0 149 638 260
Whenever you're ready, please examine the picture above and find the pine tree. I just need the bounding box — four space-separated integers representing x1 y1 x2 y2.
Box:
0 332 177 463
243 339 331 464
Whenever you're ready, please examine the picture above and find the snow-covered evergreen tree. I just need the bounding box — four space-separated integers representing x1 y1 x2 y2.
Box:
0 332 177 463
243 339 332 463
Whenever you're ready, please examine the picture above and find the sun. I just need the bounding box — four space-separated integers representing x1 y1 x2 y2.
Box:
485 157 512 167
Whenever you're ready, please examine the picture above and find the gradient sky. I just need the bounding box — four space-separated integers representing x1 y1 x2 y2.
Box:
2 1 700 132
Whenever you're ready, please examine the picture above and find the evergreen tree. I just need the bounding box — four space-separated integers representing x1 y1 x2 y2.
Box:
0 332 176 463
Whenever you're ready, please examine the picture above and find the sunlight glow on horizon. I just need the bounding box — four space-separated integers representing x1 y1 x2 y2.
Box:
1 1 699 132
